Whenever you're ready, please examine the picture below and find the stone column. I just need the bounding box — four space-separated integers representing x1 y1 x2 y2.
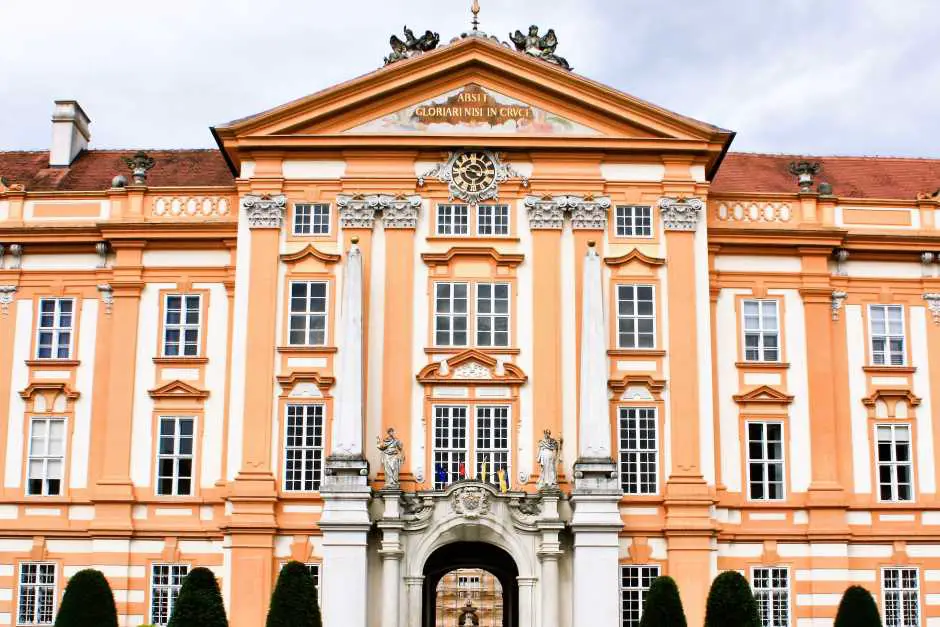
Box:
378 490 404 627
537 492 564 627
0 284 18 488
405 576 424 627
517 577 537 627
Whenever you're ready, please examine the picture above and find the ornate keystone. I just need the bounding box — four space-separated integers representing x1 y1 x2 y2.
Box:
0 285 16 315
122 151 155 184
924 293 940 325
242 194 287 229
450 484 491 519
658 197 704 231
787 160 821 192
524 195 565 229
97 284 114 315
510 25 571 70
384 26 439 65
831 290 848 321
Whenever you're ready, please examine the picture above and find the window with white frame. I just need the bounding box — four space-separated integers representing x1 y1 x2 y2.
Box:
746 421 785 500
156 417 195 496
616 285 655 349
615 205 652 238
618 407 658 495
150 563 188 626
434 283 469 346
620 565 660 627
752 567 790 627
17 563 56 626
474 406 509 484
288 281 328 346
35 298 75 359
304 563 321 593
437 204 470 235
743 299 780 362
434 282 511 348
26 418 66 496
457 574 481 590
293 203 331 236
477 204 510 236
876 424 914 502
283 404 325 492
475 283 510 347
162 294 201 357
883 567 919 627
870 305 906 366
433 405 510 489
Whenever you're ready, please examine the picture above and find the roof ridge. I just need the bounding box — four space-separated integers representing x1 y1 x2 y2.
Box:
728 151 940 162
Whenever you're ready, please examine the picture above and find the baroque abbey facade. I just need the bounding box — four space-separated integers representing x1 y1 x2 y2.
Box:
2 25 940 627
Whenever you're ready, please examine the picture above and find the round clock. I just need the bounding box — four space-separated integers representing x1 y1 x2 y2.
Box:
451 151 497 196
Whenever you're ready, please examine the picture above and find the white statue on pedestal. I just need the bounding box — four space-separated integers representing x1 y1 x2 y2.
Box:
376 428 405 489
537 429 561 490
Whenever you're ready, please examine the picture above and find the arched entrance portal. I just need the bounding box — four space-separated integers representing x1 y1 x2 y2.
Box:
422 542 519 627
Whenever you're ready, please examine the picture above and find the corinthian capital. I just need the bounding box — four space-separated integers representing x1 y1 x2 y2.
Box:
379 195 422 229
567 195 611 230
242 194 287 229
658 196 704 231
336 194 381 229
524 195 565 230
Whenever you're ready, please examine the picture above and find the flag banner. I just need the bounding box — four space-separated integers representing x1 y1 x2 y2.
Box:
497 469 508 493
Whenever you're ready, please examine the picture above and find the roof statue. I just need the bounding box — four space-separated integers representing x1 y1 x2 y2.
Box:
510 25 571 70
385 26 440 65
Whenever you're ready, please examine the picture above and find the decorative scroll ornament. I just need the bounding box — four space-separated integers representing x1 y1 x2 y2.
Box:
509 25 571 70
384 26 440 65
451 484 491 519
401 493 435 531
419 150 527 204
524 195 565 229
122 151 155 184
0 285 16 315
508 495 543 530
379 195 422 228
831 290 848 321
658 196 704 231
567 195 612 229
97 284 114 315
924 293 940 325
242 194 287 229
335 194 380 228
453 361 491 379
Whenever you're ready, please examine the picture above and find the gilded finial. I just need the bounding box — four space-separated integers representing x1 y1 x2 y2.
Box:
471 0 480 31
587 240 596 248
351 235 360 245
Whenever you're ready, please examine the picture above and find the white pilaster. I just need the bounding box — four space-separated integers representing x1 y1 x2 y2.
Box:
333 240 364 457
577 242 610 460
405 576 423 627
517 577 537 627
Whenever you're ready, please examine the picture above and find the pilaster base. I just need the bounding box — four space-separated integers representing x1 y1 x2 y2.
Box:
228 532 276 627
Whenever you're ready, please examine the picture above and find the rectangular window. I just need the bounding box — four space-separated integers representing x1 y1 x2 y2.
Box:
617 285 655 349
618 407 658 495
304 563 321 592
162 294 201 357
433 405 512 489
743 300 780 362
475 406 510 488
615 205 652 238
752 567 790 627
883 567 919 627
457 575 481 589
437 204 470 236
747 421 785 500
477 204 510 236
433 406 468 489
17 563 56 626
150 564 188 626
876 424 914 502
156 417 195 496
475 283 510 347
26 418 66 496
293 203 331 236
434 283 469 346
620 565 660 627
35 298 74 359
870 305 905 366
283 404 325 492
288 281 328 346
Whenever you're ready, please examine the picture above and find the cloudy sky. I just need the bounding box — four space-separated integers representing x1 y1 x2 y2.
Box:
1 0 937 157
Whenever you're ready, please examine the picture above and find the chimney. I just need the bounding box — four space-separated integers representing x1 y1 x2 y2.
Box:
49 100 91 167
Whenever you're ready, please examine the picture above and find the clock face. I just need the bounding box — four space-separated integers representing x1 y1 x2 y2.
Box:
451 151 497 196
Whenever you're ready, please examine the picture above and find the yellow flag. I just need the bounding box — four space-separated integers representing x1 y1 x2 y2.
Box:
497 469 508 493
481 458 489 483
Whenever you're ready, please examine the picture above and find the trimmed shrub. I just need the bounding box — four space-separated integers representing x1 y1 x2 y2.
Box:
168 567 228 627
640 576 687 627
54 568 118 627
834 585 882 627
266 561 321 627
704 571 760 627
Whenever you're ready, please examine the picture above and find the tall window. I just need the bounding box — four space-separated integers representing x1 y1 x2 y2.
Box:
616 285 655 349
474 406 509 484
435 283 469 346
433 405 510 489
437 204 470 236
304 563 321 594
876 424 914 502
752 567 790 627
883 567 919 627
743 300 780 362
434 282 511 348
26 418 66 496
293 203 330 236
289 281 328 346
620 565 659 627
35 298 74 359
615 205 652 238
475 283 510 347
283 404 325 492
150 564 188 626
156 417 195 496
162 294 201 357
870 305 905 366
17 563 56 626
618 407 658 495
746 421 785 500
477 204 510 236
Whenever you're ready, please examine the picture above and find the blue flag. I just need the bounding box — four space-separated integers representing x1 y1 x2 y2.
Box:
435 464 447 486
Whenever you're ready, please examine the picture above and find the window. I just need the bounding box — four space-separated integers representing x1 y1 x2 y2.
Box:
477 204 510 236
435 283 469 346
156 417 195 496
293 203 331 236
883 567 919 627
17 563 56 626
433 406 468 489
752 567 790 627
288 281 328 346
618 408 658 495
457 575 481 590
620 565 659 627
304 563 321 593
616 285 655 349
870 305 905 366
475 284 510 347
433 405 510 489
437 204 470 236
283 404 325 492
474 406 509 485
35 298 74 359
743 300 780 362
746 421 785 500
26 418 65 496
615 205 652 238
876 424 914 502
434 282 511 348
162 294 201 357
150 564 188 626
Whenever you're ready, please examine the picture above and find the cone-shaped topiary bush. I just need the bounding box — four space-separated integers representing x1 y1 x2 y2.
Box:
168 567 228 627
834 585 882 627
640 576 687 627
54 568 118 627
266 561 321 627
704 571 760 627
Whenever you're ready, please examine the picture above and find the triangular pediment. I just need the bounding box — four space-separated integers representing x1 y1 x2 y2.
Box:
149 380 210 400
732 385 794 405
416 349 527 385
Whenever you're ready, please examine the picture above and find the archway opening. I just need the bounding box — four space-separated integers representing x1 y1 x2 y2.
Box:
422 542 518 627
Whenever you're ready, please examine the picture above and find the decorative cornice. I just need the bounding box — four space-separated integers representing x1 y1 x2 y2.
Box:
924 293 940 325
242 194 286 229
658 197 704 231
279 245 342 265
604 248 665 267
523 195 565 229
608 374 666 400
275 371 336 393
421 246 524 268
862 388 921 409
148 380 210 400
19 381 80 400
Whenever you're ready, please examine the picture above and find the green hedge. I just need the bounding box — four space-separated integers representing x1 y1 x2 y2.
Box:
704 571 760 627
168 567 228 627
834 585 882 627
54 569 117 627
640 575 687 627
266 561 321 627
